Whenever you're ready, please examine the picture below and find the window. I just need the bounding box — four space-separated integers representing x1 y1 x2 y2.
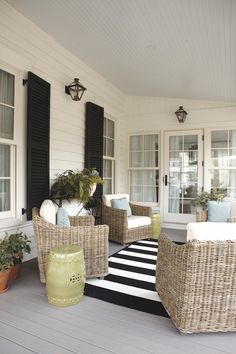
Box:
209 129 236 197
0 68 15 218
103 117 115 194
129 134 159 203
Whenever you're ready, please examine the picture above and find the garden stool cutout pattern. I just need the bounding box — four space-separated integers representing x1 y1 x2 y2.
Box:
46 245 85 307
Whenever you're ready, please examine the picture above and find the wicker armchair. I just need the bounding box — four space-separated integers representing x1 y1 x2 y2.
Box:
156 234 236 333
102 194 152 244
32 207 109 282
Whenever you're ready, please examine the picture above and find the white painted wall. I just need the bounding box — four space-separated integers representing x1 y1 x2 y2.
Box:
0 1 126 259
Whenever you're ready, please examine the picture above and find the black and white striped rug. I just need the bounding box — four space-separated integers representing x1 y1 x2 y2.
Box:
84 239 169 317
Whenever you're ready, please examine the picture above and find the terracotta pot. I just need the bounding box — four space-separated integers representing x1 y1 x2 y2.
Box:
9 262 22 281
0 268 11 294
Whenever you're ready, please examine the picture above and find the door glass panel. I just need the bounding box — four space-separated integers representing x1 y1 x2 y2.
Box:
211 149 228 168
168 134 199 215
210 170 228 188
229 148 236 167
169 136 182 151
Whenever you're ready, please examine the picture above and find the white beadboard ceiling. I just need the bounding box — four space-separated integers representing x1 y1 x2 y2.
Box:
5 0 236 102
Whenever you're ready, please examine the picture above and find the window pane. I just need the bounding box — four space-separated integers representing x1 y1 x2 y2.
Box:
130 170 142 185
0 180 10 211
0 145 10 176
229 148 236 167
211 131 228 148
130 136 142 151
0 69 14 106
143 170 156 185
103 118 107 136
103 179 112 194
130 151 142 167
210 170 228 188
143 187 157 202
130 186 142 201
144 151 156 167
107 138 114 157
107 119 114 139
103 137 106 155
144 134 158 150
0 105 14 139
211 149 228 168
103 159 112 178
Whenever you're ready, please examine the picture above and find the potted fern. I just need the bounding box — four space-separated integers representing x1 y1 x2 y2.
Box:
50 168 103 214
4 232 31 281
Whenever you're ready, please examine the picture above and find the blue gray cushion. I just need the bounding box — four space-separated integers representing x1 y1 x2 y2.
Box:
56 207 70 226
111 197 132 217
207 201 231 222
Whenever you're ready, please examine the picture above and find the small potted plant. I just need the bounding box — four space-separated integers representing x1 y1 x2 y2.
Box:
0 241 13 293
4 232 31 281
50 168 103 214
193 188 226 221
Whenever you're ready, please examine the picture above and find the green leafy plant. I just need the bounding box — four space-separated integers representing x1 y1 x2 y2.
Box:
193 188 227 210
4 232 31 265
50 168 103 206
0 241 13 272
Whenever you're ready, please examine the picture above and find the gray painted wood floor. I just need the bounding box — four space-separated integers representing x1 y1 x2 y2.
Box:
0 228 235 354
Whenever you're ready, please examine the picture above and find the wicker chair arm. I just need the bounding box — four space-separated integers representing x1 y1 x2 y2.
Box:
130 203 152 217
102 204 128 226
69 215 95 226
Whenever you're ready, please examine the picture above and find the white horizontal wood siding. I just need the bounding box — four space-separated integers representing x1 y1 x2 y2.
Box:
0 1 126 256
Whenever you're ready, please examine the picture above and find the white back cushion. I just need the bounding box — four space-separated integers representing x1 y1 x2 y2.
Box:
187 222 236 241
39 199 57 224
103 194 130 207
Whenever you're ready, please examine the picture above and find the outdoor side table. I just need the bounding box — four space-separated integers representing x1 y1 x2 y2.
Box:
151 213 161 239
46 245 85 307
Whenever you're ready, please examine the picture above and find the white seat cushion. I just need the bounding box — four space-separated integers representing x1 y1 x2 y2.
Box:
127 215 151 229
103 194 130 207
187 222 236 241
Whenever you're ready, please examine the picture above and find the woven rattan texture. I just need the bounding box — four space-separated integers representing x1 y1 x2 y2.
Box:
32 208 109 283
102 202 152 244
156 234 236 333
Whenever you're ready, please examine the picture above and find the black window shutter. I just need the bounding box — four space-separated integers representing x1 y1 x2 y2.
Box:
85 102 104 198
27 72 50 220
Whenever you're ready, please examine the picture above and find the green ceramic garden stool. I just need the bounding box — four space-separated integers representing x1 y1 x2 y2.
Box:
151 213 161 239
46 245 85 307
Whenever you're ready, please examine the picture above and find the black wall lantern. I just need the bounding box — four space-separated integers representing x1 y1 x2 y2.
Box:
175 106 187 123
65 78 87 101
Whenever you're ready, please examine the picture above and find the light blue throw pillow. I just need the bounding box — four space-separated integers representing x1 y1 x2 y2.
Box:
111 197 132 217
207 201 231 222
56 207 70 226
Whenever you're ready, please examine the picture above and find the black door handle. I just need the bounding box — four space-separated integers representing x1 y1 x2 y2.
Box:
164 175 168 186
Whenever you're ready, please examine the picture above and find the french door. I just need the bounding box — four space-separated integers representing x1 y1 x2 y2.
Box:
163 130 203 224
